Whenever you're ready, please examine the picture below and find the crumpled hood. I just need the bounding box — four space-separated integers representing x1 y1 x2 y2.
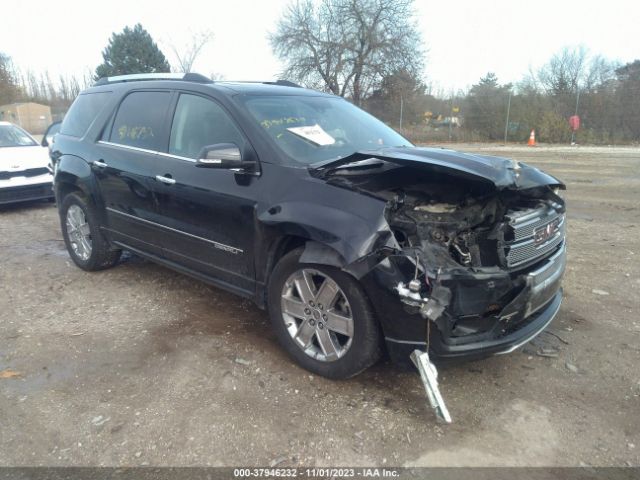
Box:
312 146 565 190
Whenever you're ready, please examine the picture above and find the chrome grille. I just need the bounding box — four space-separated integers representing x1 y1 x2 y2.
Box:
505 206 565 268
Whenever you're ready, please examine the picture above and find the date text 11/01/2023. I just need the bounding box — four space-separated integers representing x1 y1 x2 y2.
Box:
233 467 400 477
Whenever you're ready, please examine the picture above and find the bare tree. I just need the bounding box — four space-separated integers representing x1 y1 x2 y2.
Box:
270 0 424 105
270 1 346 94
584 54 618 92
0 52 21 105
518 66 541 94
167 30 215 73
25 70 44 101
364 68 429 126
537 46 589 95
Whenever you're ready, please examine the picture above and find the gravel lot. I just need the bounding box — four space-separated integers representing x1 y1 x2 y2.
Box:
1 145 639 467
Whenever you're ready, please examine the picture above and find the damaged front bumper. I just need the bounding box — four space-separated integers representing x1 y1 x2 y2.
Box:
361 242 566 366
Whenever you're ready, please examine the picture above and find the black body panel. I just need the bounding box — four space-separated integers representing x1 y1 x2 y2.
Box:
51 78 567 365
94 142 164 256
152 157 258 294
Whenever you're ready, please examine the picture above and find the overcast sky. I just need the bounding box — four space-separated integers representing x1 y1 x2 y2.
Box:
2 0 639 91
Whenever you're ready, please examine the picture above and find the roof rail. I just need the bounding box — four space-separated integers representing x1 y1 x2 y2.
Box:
264 80 302 88
93 72 213 86
218 79 303 88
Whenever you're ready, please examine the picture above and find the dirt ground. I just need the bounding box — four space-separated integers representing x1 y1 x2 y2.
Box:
0 144 639 467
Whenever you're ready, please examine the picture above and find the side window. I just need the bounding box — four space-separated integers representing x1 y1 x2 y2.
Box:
169 94 245 159
109 91 171 151
60 92 112 137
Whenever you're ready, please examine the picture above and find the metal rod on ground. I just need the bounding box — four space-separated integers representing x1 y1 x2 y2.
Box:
410 349 452 423
504 89 512 144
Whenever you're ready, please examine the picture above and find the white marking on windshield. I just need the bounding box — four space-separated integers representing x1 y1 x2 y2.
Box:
286 124 335 146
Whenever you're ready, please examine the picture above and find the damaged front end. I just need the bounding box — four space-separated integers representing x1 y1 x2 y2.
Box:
311 148 567 365
384 181 566 360
302 148 568 423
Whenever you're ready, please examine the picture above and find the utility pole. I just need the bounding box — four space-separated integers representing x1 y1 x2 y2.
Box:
570 89 581 145
503 89 512 144
448 96 453 142
399 94 404 132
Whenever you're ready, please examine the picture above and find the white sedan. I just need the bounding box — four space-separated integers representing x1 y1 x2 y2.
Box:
0 121 54 205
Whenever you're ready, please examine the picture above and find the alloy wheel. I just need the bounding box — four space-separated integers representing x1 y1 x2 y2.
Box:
281 268 354 362
66 204 92 261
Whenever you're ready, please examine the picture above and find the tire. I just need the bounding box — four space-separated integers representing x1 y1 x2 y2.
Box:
59 192 121 271
267 248 382 379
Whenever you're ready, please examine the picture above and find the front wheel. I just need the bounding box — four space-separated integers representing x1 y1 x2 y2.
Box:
267 248 382 379
59 192 121 271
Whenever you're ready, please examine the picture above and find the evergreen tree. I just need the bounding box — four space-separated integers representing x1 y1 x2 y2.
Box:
615 60 640 140
465 73 512 140
95 24 170 80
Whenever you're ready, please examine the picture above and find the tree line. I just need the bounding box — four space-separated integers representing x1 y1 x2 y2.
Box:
0 23 213 119
1 0 638 144
0 52 92 119
455 49 640 144
271 0 639 144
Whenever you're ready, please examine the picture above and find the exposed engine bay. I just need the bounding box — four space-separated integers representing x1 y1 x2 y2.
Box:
326 161 563 261
320 160 566 332
384 174 565 270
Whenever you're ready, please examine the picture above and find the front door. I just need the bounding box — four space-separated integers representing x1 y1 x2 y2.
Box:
151 92 260 296
94 90 173 256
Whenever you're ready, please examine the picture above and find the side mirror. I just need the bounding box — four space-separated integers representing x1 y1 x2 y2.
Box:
42 121 61 148
196 143 256 173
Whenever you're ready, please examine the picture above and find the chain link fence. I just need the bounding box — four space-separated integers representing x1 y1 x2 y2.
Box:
367 85 640 146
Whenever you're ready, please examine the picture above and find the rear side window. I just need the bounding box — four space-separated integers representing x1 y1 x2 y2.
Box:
60 92 112 137
169 93 245 159
109 91 172 151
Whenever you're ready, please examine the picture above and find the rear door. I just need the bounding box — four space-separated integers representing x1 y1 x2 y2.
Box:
151 92 260 296
94 90 173 256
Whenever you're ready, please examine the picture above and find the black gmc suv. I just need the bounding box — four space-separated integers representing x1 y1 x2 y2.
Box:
51 73 566 379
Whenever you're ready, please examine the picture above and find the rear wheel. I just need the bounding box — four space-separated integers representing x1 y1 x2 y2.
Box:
60 192 121 271
268 248 382 379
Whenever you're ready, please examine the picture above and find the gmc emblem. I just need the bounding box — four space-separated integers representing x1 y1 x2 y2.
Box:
533 218 561 246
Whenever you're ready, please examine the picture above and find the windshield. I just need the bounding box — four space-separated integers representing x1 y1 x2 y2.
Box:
0 124 37 148
241 95 411 164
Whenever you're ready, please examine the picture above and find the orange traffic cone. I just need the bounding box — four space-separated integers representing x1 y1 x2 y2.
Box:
527 129 536 146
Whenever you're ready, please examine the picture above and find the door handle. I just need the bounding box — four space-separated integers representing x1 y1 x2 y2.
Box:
92 160 108 168
155 175 176 185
